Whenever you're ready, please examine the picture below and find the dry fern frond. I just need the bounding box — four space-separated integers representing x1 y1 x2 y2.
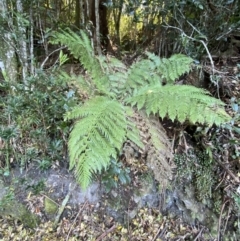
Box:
128 111 174 187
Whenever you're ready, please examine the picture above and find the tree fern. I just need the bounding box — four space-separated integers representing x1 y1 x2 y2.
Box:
127 84 231 125
52 29 231 189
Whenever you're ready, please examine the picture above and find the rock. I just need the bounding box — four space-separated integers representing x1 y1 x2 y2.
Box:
46 173 101 206
0 199 39 228
104 172 160 222
163 184 219 233
133 173 159 208
44 196 58 215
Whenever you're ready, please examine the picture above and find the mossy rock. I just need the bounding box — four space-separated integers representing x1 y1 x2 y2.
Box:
44 196 58 215
0 199 40 228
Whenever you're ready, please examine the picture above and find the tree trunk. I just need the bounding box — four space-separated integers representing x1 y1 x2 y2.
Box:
112 0 123 47
16 0 29 83
80 0 85 26
75 0 81 28
0 0 18 82
99 0 109 49
85 0 109 51
95 0 102 55
29 3 35 75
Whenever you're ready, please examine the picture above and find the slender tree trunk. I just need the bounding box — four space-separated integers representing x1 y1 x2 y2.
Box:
99 0 109 50
16 0 29 83
80 0 85 26
75 0 81 28
112 0 123 47
95 0 102 55
75 0 86 28
110 0 123 54
29 3 35 75
0 0 18 82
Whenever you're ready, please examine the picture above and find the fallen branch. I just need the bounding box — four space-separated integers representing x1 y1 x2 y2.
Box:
53 183 76 229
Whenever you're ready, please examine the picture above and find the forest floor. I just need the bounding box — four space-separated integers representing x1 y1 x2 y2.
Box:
0 161 215 241
0 58 240 241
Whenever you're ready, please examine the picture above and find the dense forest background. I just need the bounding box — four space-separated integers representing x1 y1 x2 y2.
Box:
0 0 240 240
1 0 240 77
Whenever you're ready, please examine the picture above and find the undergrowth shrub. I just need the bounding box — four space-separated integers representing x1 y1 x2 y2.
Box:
0 70 77 172
101 158 131 193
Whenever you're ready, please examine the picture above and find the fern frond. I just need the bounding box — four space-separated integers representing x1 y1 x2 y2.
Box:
100 56 128 96
124 58 161 94
123 53 193 95
65 96 137 189
146 115 174 185
129 111 174 187
51 29 110 95
124 108 145 150
147 52 193 84
127 84 231 125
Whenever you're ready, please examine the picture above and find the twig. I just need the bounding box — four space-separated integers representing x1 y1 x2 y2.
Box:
193 227 204 241
215 156 239 183
216 29 234 41
222 202 232 238
162 24 215 73
127 198 131 237
163 21 221 99
158 223 168 238
215 172 227 190
217 199 230 241
176 9 216 76
66 201 88 241
96 224 116 241
40 46 66 69
203 65 229 75
53 183 76 229
151 226 162 241
171 132 175 154
178 233 191 240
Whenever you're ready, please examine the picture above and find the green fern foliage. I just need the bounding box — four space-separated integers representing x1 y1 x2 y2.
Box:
64 96 141 189
51 29 110 95
127 84 231 125
124 53 193 94
100 56 128 96
147 53 193 84
125 59 157 92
